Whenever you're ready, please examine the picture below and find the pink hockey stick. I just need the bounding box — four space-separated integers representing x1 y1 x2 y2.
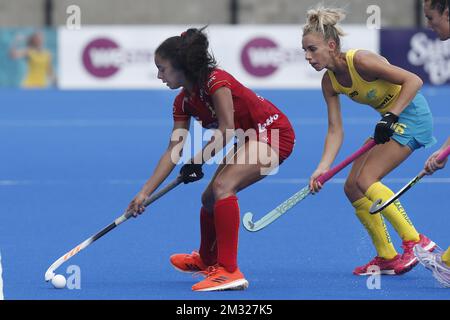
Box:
243 139 377 232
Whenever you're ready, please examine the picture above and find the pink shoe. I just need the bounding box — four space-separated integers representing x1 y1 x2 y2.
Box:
401 234 436 270
353 254 416 275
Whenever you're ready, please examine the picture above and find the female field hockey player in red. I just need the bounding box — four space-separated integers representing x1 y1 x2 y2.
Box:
126 28 295 291
302 7 437 276
413 0 450 288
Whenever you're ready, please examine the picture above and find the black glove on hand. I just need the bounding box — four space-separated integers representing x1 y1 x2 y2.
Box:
180 163 204 184
374 112 399 144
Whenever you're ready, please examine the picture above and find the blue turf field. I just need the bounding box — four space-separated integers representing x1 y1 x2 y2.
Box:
0 87 449 300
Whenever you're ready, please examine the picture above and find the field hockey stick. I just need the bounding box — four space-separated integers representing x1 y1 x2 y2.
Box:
44 175 183 281
370 145 450 214
243 139 377 232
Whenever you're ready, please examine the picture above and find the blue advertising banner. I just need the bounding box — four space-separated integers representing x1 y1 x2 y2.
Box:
0 28 57 88
380 29 450 86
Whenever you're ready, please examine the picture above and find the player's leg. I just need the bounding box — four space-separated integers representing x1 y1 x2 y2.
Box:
192 139 281 291
195 152 238 268
359 139 436 270
211 139 278 270
197 143 248 266
366 94 437 240
443 247 450 267
344 144 399 275
360 140 425 241
437 247 450 287
169 147 235 273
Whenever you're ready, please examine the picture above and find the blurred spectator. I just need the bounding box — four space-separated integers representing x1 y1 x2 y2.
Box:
9 31 55 88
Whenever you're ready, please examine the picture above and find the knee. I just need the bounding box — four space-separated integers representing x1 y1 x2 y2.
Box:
212 178 235 201
343 178 359 198
356 173 378 193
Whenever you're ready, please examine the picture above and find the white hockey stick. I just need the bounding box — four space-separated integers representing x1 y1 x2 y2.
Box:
44 176 183 281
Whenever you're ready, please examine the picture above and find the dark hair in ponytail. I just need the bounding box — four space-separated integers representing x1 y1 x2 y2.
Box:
155 26 217 86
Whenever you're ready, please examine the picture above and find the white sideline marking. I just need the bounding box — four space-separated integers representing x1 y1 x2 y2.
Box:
0 119 171 128
0 252 4 300
0 117 449 127
261 178 450 184
0 178 449 187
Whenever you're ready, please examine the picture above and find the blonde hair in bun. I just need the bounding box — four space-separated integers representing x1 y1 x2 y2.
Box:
303 5 346 50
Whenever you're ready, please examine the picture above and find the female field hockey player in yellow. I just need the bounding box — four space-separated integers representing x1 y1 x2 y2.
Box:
414 0 450 288
302 6 438 276
10 32 55 88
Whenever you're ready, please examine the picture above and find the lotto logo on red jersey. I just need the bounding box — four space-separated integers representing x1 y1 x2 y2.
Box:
258 114 279 133
207 75 217 89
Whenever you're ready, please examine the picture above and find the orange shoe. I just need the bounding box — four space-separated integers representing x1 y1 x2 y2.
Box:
192 265 249 292
170 251 207 273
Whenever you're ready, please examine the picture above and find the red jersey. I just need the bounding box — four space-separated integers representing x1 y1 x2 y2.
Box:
172 69 291 133
172 69 295 162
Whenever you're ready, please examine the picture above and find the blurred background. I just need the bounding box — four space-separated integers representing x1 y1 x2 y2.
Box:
0 0 446 88
0 0 430 26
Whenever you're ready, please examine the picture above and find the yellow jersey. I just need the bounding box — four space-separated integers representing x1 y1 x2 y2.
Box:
327 49 401 115
22 49 51 88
